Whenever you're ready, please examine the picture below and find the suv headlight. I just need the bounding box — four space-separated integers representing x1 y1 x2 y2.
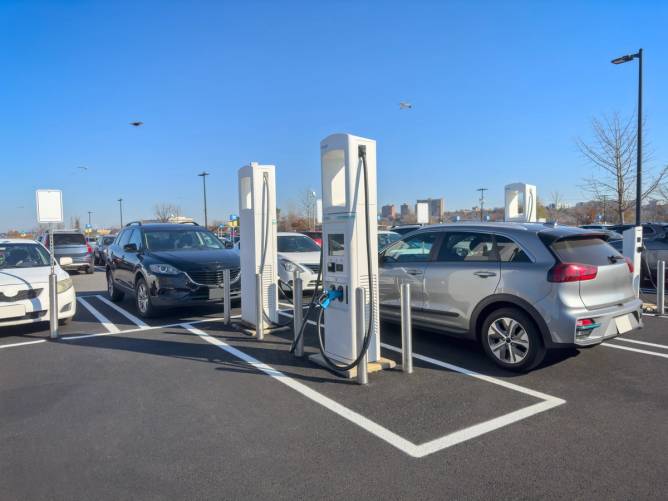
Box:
57 277 73 293
279 259 300 273
149 264 181 275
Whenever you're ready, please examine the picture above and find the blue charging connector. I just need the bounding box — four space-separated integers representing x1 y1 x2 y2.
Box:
320 288 343 310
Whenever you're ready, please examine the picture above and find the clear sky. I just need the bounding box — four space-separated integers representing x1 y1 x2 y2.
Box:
1 0 667 231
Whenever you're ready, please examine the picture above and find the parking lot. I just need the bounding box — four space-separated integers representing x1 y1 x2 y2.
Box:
2 269 668 499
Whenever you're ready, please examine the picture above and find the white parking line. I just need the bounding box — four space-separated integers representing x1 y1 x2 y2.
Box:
0 339 47 350
185 323 565 458
602 342 668 359
94 295 150 329
614 337 668 350
77 297 120 333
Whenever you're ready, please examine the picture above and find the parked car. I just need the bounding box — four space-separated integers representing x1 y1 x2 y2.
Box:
94 234 117 265
608 223 668 241
378 222 642 371
277 232 321 290
301 231 322 246
0 239 76 327
106 222 241 317
378 230 401 250
390 224 423 235
38 229 94 274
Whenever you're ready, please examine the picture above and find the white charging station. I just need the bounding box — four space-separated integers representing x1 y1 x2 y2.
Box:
238 162 278 330
504 183 537 223
315 133 383 366
623 226 642 297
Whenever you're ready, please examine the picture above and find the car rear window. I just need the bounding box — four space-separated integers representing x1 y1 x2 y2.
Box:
550 237 622 266
54 233 86 245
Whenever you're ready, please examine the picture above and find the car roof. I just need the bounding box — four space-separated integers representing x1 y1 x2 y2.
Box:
277 232 308 237
128 223 204 231
0 238 38 244
414 222 608 239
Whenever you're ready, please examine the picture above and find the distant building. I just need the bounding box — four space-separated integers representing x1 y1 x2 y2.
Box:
400 203 412 218
416 198 445 223
381 204 396 219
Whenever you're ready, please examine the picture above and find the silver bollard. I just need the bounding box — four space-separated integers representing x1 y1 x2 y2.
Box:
400 282 413 374
223 269 231 325
658 260 666 316
356 287 368 385
255 273 264 340
293 271 304 357
49 272 59 339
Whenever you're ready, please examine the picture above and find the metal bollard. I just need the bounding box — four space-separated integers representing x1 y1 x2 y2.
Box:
49 272 59 339
293 271 304 357
255 273 264 340
356 287 368 385
658 260 666 316
223 269 231 325
400 282 413 374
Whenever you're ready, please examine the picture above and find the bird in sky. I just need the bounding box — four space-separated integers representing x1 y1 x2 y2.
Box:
399 102 413 110
129 121 144 127
77 166 88 172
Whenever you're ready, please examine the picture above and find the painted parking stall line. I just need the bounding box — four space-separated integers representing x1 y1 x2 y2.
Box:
93 294 150 329
186 321 566 458
77 297 120 333
614 337 668 350
0 339 47 350
602 342 668 359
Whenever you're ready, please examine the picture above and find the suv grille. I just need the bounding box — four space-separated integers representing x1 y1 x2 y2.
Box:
187 268 240 286
303 264 320 274
0 288 43 302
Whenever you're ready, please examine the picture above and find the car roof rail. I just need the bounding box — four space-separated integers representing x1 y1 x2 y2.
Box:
178 221 199 225
125 221 142 227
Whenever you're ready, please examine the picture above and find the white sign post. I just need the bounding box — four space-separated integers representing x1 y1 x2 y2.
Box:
36 190 63 339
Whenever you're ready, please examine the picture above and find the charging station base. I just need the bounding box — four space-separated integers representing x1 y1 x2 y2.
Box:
308 353 396 379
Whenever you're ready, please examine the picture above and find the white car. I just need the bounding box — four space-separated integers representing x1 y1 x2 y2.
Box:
277 232 321 290
0 239 76 328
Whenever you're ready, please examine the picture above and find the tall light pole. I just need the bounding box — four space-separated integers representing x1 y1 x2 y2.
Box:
118 198 124 227
611 48 643 226
198 171 209 228
87 211 93 227
477 187 488 221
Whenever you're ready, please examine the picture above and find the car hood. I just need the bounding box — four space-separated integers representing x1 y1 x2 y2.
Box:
147 249 240 271
0 267 68 286
278 251 321 265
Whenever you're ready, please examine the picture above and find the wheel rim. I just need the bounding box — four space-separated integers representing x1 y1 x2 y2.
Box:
137 283 148 313
107 274 114 295
487 317 530 365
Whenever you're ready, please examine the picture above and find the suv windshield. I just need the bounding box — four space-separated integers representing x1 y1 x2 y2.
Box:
277 235 321 253
54 233 86 246
144 230 224 251
0 244 50 269
551 237 622 266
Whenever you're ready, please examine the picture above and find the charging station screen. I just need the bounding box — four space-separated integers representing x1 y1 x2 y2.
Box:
328 234 345 256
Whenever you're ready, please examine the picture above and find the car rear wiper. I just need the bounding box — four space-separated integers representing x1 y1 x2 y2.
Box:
608 255 624 264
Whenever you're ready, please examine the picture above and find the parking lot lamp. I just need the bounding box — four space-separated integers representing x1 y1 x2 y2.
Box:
611 48 643 225
198 171 210 229
118 198 123 227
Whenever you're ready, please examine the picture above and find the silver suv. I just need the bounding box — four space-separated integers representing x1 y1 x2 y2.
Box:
379 223 642 371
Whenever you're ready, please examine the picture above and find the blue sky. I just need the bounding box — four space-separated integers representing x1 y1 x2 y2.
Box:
1 0 667 231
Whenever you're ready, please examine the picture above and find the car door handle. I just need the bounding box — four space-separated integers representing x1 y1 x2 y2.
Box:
474 271 497 278
406 269 423 276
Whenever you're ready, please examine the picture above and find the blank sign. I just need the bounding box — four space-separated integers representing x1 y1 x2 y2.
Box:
36 190 63 223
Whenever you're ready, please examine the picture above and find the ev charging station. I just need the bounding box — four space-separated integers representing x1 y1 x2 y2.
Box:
504 183 537 223
238 162 278 331
623 226 643 297
310 133 394 375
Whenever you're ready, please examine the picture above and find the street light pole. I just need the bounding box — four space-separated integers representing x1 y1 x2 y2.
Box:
611 48 643 226
198 171 209 229
87 211 93 227
477 187 487 222
118 198 123 227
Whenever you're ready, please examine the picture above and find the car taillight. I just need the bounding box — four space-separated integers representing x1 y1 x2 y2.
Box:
86 244 93 254
548 262 598 283
625 256 634 273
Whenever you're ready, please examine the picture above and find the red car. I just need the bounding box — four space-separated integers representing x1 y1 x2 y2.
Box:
301 231 322 246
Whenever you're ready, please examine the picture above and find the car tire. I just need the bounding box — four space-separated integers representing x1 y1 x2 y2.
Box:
135 277 157 318
86 265 94 274
58 317 71 326
480 307 546 372
107 271 125 302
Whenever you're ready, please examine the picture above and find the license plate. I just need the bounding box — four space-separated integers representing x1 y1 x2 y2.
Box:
208 288 225 300
614 314 634 334
0 304 26 319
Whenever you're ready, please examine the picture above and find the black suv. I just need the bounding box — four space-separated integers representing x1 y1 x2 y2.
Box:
106 222 241 317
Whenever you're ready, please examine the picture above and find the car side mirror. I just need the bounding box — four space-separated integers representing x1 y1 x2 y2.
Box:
123 243 138 252
59 257 73 266
224 241 234 249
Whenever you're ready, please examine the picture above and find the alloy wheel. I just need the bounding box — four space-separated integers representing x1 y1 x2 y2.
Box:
137 282 149 314
487 317 530 365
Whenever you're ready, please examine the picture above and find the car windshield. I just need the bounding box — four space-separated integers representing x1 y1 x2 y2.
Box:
0 243 50 269
102 237 115 245
378 232 400 249
144 230 224 251
277 235 321 253
551 237 622 266
54 233 86 245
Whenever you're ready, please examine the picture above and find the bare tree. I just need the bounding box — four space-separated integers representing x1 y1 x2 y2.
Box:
577 112 667 224
297 188 318 230
154 203 181 222
547 191 566 222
